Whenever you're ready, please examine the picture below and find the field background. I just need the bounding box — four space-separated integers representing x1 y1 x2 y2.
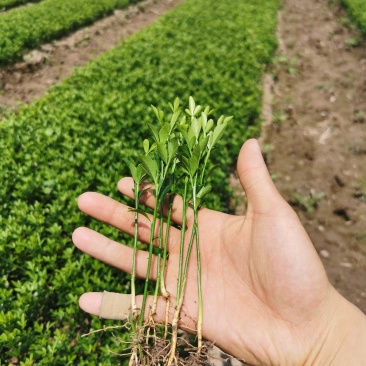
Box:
0 0 365 365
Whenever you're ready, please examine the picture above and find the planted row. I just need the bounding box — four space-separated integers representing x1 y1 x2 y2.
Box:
0 0 138 64
0 0 42 11
0 0 279 363
342 0 366 35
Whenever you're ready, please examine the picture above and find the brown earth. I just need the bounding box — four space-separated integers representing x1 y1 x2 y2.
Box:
1 0 365 364
261 0 366 314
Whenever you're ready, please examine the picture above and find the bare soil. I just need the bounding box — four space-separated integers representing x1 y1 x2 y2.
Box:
261 0 366 314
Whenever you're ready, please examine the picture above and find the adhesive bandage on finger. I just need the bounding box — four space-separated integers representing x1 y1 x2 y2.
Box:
99 291 131 320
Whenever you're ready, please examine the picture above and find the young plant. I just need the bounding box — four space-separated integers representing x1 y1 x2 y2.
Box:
125 97 231 365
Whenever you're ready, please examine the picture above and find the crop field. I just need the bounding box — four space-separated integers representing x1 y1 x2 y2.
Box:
342 0 366 35
0 0 42 11
0 0 279 363
0 0 138 64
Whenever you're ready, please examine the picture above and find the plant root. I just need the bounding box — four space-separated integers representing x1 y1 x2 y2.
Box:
124 322 213 366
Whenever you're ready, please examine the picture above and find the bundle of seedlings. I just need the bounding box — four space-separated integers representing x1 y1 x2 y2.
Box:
123 97 231 365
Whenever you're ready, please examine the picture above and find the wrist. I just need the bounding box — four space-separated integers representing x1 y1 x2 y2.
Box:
329 301 366 365
308 289 366 366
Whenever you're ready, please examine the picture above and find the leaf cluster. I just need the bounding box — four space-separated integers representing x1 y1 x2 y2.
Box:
0 0 138 64
0 0 279 363
0 0 42 12
341 0 366 36
130 97 231 207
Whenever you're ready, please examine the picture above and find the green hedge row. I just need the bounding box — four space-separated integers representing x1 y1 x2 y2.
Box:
0 0 42 11
342 0 366 35
0 0 279 363
0 0 138 64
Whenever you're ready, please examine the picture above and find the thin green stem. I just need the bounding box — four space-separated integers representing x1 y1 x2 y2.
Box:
139 186 160 326
199 148 211 186
178 221 196 309
151 199 165 314
195 215 203 353
130 184 139 331
161 192 173 297
189 175 203 352
176 179 188 302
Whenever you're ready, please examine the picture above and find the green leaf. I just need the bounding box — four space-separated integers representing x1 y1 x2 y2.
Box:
206 164 219 178
174 97 180 112
205 119 214 133
189 96 195 115
143 139 150 154
193 105 202 116
151 105 164 122
209 123 227 149
148 123 160 142
179 114 187 127
198 135 209 154
197 185 212 199
191 117 201 139
151 105 160 120
157 143 168 164
167 137 178 164
123 157 144 184
158 181 173 201
188 155 199 177
159 123 170 143
192 143 201 161
140 155 159 182
128 207 151 221
138 188 149 199
201 112 207 129
224 116 234 124
185 108 192 117
187 126 196 149
179 144 191 160
179 126 195 151
170 111 180 129
180 155 189 171
217 115 225 125
169 97 180 113
213 123 227 142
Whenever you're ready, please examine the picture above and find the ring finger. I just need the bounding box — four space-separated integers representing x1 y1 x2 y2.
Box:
72 227 159 280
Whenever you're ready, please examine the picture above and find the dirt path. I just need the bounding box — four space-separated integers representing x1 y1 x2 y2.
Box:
0 0 182 112
262 0 366 313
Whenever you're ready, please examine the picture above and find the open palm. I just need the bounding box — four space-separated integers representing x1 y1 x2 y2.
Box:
73 139 342 365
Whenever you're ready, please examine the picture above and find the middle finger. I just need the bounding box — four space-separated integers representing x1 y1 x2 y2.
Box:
77 192 181 251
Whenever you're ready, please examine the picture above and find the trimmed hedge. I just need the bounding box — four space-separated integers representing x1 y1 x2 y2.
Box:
0 0 279 363
0 0 42 11
0 0 138 64
342 0 366 35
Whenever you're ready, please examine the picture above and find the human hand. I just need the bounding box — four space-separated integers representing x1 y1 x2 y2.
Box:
73 139 366 365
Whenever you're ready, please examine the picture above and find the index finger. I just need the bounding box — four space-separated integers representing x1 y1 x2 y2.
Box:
118 177 195 226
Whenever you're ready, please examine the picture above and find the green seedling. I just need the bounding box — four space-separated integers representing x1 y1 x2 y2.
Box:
293 191 324 213
346 36 361 47
355 176 366 202
355 231 366 244
125 97 231 365
273 110 287 124
274 54 297 75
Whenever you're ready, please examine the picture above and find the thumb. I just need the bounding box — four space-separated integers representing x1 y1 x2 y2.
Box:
237 139 282 212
